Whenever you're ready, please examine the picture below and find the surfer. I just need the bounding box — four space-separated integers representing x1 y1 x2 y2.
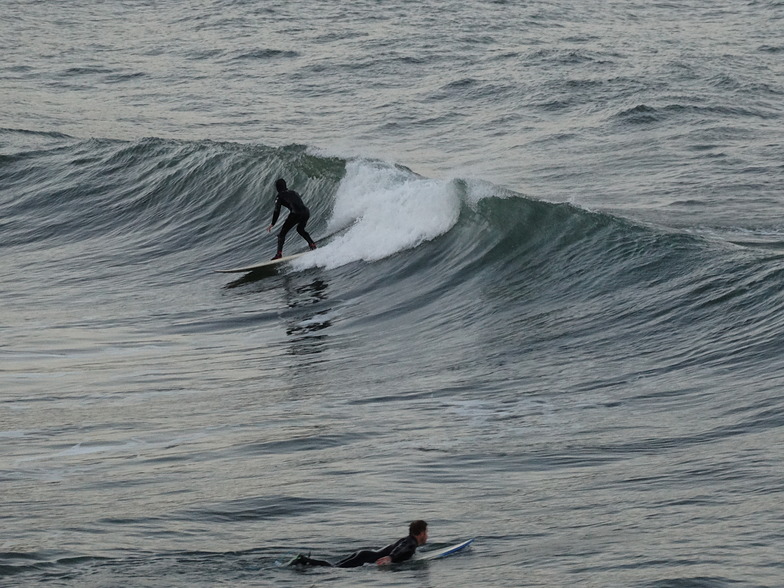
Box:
267 178 317 260
288 520 428 568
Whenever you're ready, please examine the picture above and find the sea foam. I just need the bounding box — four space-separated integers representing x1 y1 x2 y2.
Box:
293 160 461 270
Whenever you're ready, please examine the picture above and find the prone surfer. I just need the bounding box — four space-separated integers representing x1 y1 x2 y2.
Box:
267 178 317 259
288 519 428 568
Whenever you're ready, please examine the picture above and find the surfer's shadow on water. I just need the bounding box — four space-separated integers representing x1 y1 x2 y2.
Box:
222 267 279 289
283 277 335 355
221 267 329 305
285 277 330 308
223 269 336 352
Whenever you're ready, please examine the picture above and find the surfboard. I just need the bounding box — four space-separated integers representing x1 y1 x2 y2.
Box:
215 252 306 274
417 538 474 561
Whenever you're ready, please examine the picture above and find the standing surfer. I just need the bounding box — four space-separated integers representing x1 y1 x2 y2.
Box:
267 178 317 259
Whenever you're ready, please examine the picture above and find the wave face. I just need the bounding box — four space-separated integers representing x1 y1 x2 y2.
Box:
4 131 784 408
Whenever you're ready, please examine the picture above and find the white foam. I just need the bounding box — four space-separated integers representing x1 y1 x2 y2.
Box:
292 160 461 270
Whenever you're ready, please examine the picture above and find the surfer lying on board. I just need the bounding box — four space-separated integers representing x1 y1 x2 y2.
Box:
288 520 428 567
267 178 317 260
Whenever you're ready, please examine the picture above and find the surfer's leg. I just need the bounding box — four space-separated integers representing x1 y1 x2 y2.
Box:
335 549 382 568
295 212 316 248
277 215 298 254
288 554 333 567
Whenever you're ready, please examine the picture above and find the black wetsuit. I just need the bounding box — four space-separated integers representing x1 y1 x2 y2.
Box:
271 189 315 253
293 534 419 568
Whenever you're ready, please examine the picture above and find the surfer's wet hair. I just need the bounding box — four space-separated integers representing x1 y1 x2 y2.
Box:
275 178 287 192
409 520 427 536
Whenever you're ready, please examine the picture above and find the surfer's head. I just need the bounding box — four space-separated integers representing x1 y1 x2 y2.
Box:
409 520 428 544
275 178 287 192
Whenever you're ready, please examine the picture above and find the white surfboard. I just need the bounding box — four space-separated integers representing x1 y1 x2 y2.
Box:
215 252 306 274
417 538 474 561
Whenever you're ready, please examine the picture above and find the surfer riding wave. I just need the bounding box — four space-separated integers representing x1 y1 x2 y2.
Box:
267 178 317 259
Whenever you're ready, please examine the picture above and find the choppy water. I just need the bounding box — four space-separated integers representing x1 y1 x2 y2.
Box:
2 1 783 586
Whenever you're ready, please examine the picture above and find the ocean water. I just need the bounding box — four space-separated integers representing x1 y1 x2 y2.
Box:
1 1 783 586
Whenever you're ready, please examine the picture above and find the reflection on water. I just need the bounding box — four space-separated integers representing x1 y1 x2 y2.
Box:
283 278 333 356
286 279 329 309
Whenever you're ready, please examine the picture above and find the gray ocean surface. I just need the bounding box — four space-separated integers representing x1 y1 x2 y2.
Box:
2 1 783 586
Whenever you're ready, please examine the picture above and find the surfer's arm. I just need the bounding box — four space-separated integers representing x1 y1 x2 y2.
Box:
385 536 417 564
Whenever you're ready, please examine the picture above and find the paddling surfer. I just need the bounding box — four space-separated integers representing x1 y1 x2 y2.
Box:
288 520 428 567
267 178 317 259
